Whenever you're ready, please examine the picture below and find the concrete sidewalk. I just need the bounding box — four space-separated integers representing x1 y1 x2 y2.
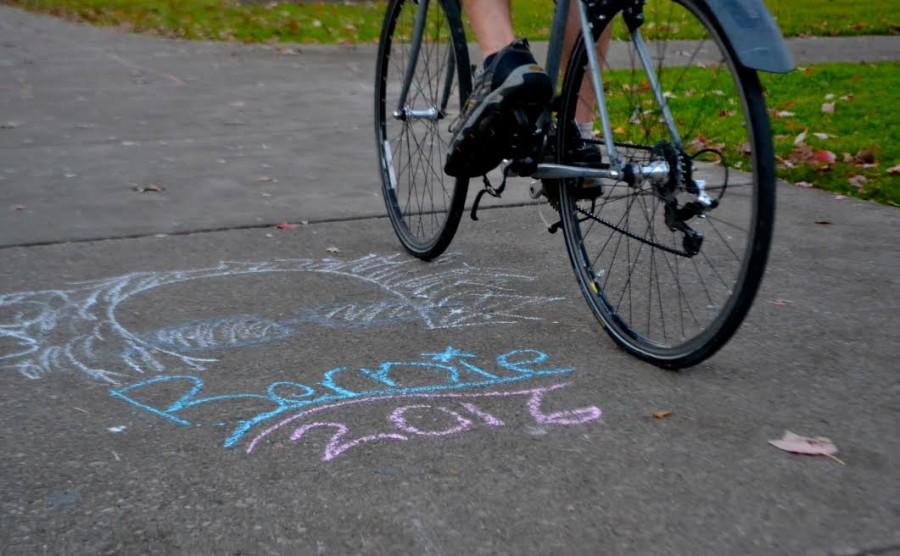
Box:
1 5 899 247
1 6 899 556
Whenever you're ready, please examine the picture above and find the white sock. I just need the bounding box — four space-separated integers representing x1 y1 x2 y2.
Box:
576 121 594 140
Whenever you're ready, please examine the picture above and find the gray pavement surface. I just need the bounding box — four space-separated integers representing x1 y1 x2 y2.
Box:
1 5 900 556
2 6 900 247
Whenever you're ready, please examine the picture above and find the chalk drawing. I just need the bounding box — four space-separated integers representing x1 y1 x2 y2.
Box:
0 256 602 464
0 254 561 384
249 383 601 462
110 346 577 448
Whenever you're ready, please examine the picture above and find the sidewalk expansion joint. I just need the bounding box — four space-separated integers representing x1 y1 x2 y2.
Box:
0 200 544 250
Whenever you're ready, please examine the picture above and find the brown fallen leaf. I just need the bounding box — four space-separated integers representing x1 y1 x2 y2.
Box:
326 246 341 254
813 150 837 165
815 220 832 225
795 181 815 189
855 148 877 165
133 184 165 193
777 156 796 169
821 102 835 113
653 410 673 419
848 175 867 189
793 129 808 146
769 430 844 464
887 164 900 175
12 204 25 211
275 222 298 230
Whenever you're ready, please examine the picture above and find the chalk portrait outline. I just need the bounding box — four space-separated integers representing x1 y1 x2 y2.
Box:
0 254 563 384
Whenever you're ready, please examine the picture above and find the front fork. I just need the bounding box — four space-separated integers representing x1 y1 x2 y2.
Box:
393 0 456 122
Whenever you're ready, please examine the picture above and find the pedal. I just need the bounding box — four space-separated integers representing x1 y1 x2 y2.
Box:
503 108 545 163
507 157 538 177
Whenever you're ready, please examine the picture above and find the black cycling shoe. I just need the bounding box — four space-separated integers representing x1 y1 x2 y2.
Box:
444 39 553 178
568 128 605 193
554 121 605 168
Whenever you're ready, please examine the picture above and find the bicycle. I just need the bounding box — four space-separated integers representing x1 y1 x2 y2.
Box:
374 0 793 368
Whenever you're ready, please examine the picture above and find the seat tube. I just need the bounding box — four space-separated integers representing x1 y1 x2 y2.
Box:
395 0 431 115
544 0 570 93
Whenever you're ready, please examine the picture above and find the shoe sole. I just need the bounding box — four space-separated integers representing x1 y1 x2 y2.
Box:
445 66 553 178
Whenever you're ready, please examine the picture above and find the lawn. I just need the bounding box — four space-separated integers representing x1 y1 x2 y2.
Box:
763 63 899 204
4 0 899 44
600 61 898 205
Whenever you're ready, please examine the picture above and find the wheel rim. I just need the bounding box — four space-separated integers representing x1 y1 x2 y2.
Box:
559 0 771 359
376 0 467 254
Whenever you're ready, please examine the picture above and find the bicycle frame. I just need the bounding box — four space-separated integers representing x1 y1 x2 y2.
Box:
535 0 679 182
392 0 789 185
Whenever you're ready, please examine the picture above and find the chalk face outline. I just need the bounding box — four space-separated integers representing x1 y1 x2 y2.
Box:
0 254 562 384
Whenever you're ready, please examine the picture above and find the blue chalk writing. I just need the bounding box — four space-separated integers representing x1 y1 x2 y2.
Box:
110 346 571 448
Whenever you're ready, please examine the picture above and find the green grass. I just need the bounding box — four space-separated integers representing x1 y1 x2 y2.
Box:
4 0 899 44
599 61 898 205
764 62 899 204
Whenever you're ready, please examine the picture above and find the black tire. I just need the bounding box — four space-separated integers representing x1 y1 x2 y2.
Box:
556 0 776 368
375 0 472 260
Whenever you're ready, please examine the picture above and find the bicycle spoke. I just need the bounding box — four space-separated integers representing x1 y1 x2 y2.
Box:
557 0 770 360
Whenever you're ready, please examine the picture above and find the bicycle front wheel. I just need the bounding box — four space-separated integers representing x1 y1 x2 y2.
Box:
557 0 776 368
375 0 472 260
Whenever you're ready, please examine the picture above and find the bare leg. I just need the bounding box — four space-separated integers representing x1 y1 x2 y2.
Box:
562 2 613 126
462 0 515 58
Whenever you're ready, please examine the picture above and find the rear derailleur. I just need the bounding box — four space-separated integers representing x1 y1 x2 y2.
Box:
651 142 718 257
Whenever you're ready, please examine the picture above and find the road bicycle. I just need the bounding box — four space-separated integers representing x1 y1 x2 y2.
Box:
374 0 792 368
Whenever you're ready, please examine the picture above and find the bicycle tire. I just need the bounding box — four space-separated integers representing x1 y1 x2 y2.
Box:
375 0 472 260
556 0 776 368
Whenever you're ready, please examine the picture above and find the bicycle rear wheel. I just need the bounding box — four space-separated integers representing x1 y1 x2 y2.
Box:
375 0 472 260
557 0 776 368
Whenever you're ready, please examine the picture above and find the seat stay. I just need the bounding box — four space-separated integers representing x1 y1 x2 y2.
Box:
576 0 623 171
629 27 683 147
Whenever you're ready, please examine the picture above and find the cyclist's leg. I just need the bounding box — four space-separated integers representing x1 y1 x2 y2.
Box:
462 0 515 57
446 1 553 177
563 1 613 135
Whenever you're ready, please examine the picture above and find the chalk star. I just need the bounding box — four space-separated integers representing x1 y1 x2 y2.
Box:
421 346 475 363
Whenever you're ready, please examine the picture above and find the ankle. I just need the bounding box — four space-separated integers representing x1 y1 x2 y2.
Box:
576 121 594 140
